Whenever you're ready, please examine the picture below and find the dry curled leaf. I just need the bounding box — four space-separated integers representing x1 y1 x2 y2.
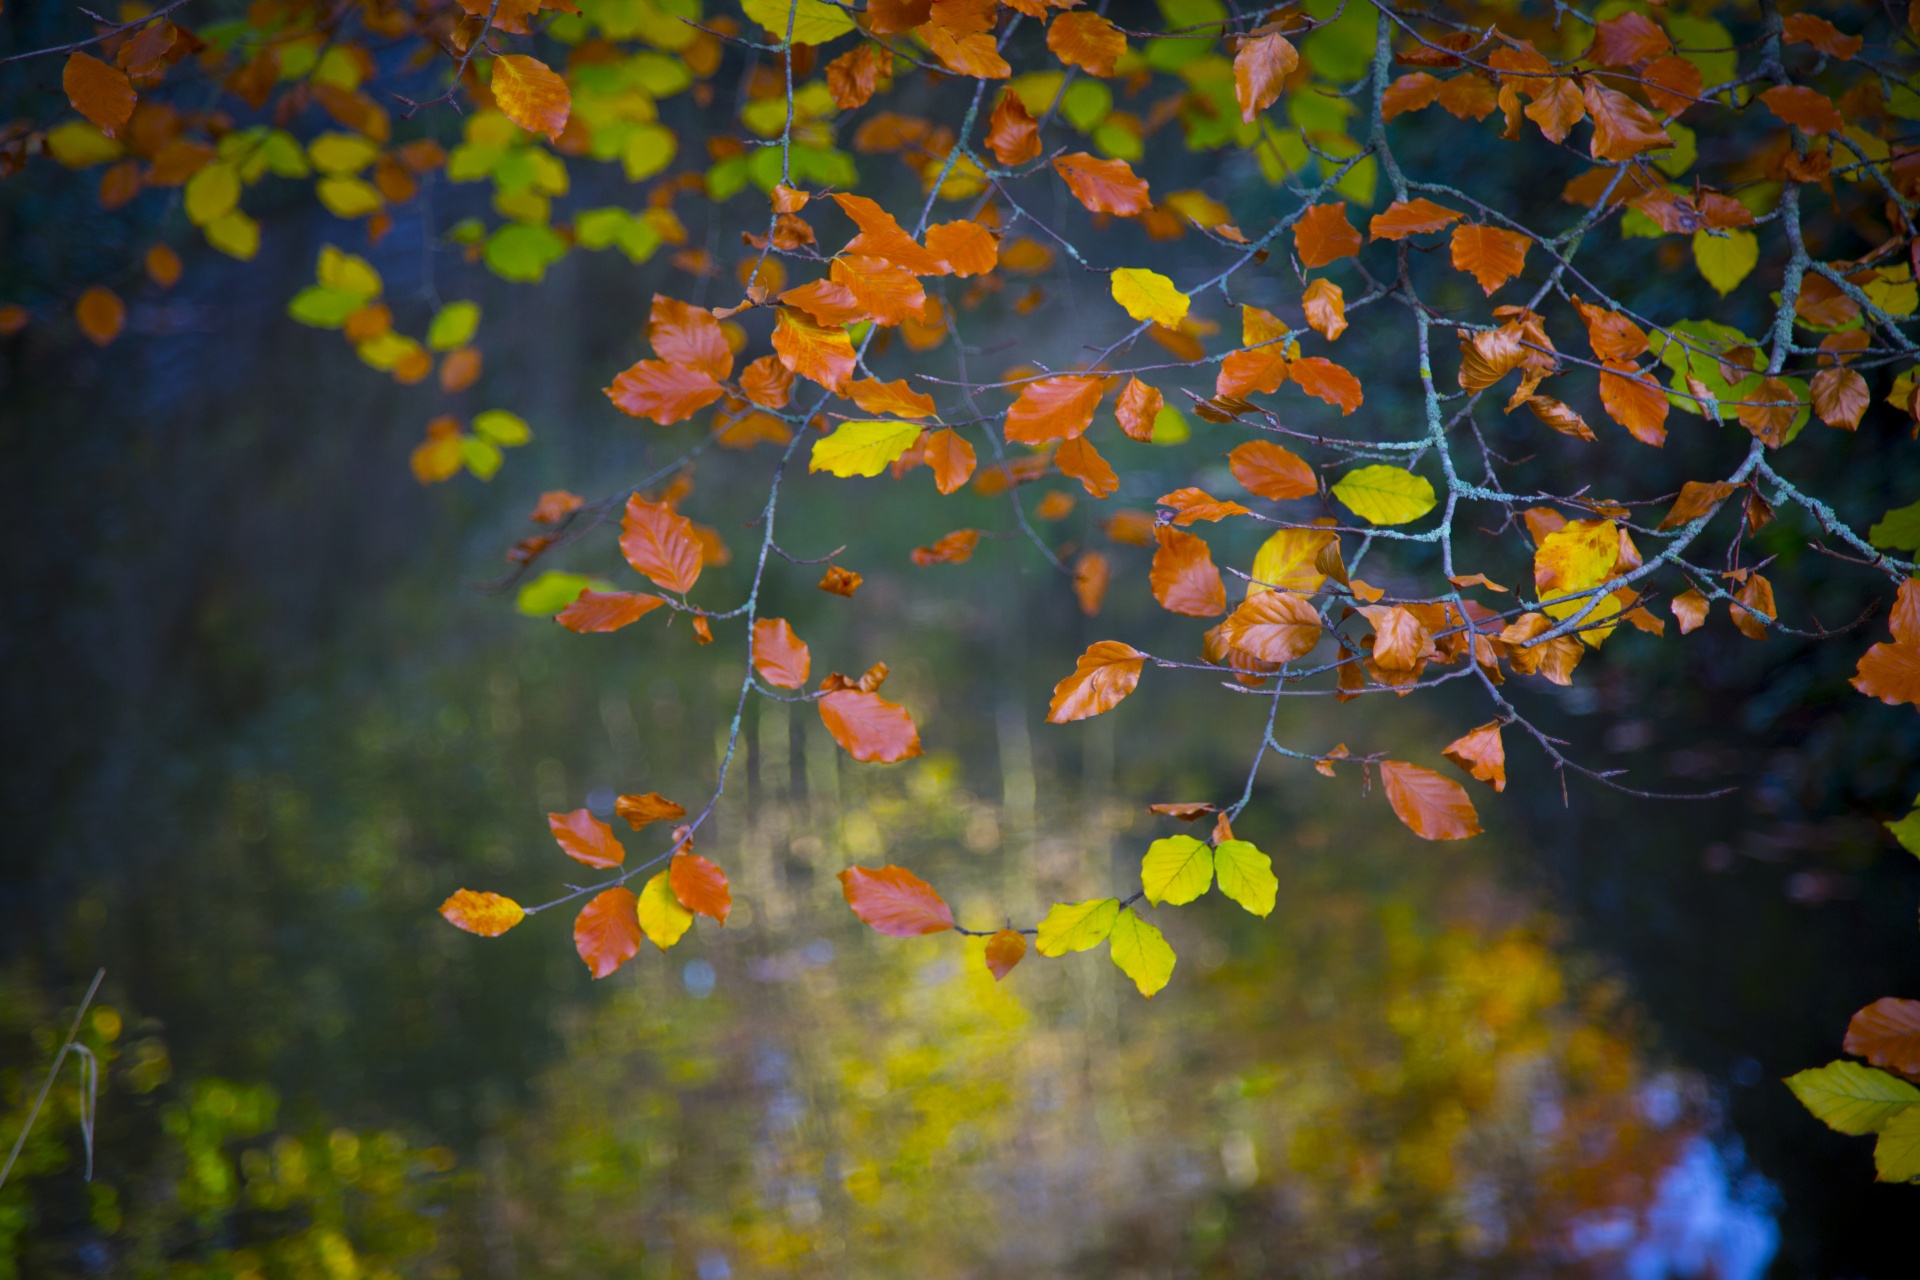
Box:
1047 640 1147 723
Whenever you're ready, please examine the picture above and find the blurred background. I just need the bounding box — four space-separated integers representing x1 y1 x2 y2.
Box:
6 0 1920 1273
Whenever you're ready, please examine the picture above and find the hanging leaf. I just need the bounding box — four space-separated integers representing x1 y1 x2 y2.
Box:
1053 152 1151 216
1035 897 1120 955
574 887 643 978
556 590 665 633
984 928 1027 980
1115 377 1163 441
63 53 136 137
620 496 704 594
1289 357 1363 413
924 428 977 494
1047 641 1147 723
1381 761 1483 840
811 420 923 479
1442 722 1507 791
1056 436 1118 498
1151 526 1227 616
638 869 694 950
1110 267 1190 328
1450 224 1530 294
1212 840 1277 916
1108 908 1176 997
926 219 999 276
1234 32 1298 122
440 889 526 936
1248 528 1335 595
1332 465 1436 525
1302 279 1346 340
1229 441 1317 500
1140 835 1213 905
1005 375 1104 443
1295 203 1361 267
818 688 923 761
649 296 732 380
491 55 571 140
1845 998 1920 1080
616 792 686 829
605 360 725 425
1370 199 1463 240
838 864 954 936
1758 84 1844 135
669 851 731 924
1219 590 1323 663
1074 550 1111 616
1693 229 1758 296
1047 11 1126 77
772 306 857 391
752 617 812 688
550 808 626 868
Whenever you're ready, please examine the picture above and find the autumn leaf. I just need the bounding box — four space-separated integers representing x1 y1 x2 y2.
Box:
1212 840 1277 916
752 617 811 688
637 869 694 950
984 928 1027 980
1847 627 1917 704
1074 550 1111 616
1759 84 1844 136
925 25 1012 78
1035 897 1119 955
1672 588 1710 635
926 219 999 276
1443 722 1507 792
1370 199 1463 240
1220 590 1322 664
772 306 857 391
1583 81 1669 160
574 887 642 978
1657 481 1737 531
1053 152 1150 216
831 255 928 325
988 92 1041 166
1289 357 1363 413
819 688 923 762
1158 487 1250 525
1047 640 1147 723
1380 761 1483 840
64 53 136 138
911 528 981 565
847 377 936 420
1115 377 1163 441
1360 604 1431 671
556 590 665 633
550 808 625 869
620 496 703 594
1599 362 1669 446
1450 225 1530 295
811 419 924 477
74 287 124 346
492 55 570 140
1382 73 1441 121
838 864 954 936
1151 526 1227 616
1534 519 1618 596
1217 346 1290 399
1140 834 1212 905
1047 11 1126 77
605 360 725 425
925 428 977 493
1249 528 1335 596
1234 31 1298 122
440 889 526 936
669 851 731 924
819 564 863 596
826 44 891 110
1846 999 1920 1080
1812 367 1869 430
1110 267 1190 328
1589 11 1670 65
616 792 685 829
1005 376 1104 444
1295 203 1361 267
1302 279 1346 340
1785 1060 1920 1135
1109 908 1175 997
1229 440 1317 500
1333 465 1435 525
1782 13 1862 61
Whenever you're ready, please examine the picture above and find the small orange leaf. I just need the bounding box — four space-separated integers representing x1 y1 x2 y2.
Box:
911 528 981 565
752 617 812 688
1047 640 1147 723
1759 84 1844 135
440 889 526 936
1053 152 1150 216
1672 588 1710 634
925 219 999 276
620 496 703 594
1115 377 1162 441
1302 278 1346 340
819 565 863 596
491 54 571 140
1598 361 1668 447
1151 526 1226 617
988 91 1041 166
556 590 666 633
925 428 977 494
145 243 183 288
74 286 125 346
1369 199 1463 240
1731 573 1775 641
649 295 732 380
574 887 642 978
551 808 625 868
1047 11 1126 77
1073 550 1110 616
984 928 1027 980
1380 761 1483 840
839 864 955 936
670 851 731 924
1056 435 1118 498
1450 224 1530 295
615 792 686 829
1005 375 1104 444
1234 31 1298 122
1442 722 1506 792
772 306 857 391
1295 203 1361 267
819 689 923 762
1289 357 1363 414
1229 440 1317 500
605 360 725 425
64 52 136 137
1158 487 1250 525
1656 481 1737 531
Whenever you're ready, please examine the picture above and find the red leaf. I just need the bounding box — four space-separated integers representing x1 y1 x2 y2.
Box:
1151 526 1227 617
819 689 923 762
1380 761 1483 840
838 864 954 936
670 851 731 924
574 887 642 978
605 360 725 425
551 808 626 868
752 617 812 688
984 928 1027 980
556 590 665 633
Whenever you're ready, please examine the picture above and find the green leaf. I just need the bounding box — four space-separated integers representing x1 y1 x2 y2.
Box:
1035 898 1120 956
622 123 677 181
485 224 569 282
1785 1060 1920 1135
204 210 260 261
516 571 596 615
1692 229 1758 296
1150 406 1190 444
1212 839 1277 916
1332 465 1436 526
472 409 531 447
308 132 379 175
1108 908 1176 998
1875 1105 1920 1182
1140 836 1212 905
317 245 381 297
428 301 481 351
1869 500 1920 552
809 420 924 478
1887 802 1920 858
184 161 241 227
286 285 364 328
461 436 504 480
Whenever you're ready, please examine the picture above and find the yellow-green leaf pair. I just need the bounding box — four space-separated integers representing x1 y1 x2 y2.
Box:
1786 1060 1920 1182
1033 898 1175 998
1139 835 1277 916
1109 267 1191 329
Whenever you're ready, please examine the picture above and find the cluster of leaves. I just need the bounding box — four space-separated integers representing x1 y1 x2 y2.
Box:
11 0 1920 1176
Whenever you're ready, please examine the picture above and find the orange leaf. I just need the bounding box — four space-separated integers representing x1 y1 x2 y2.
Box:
1112 376 1163 441
984 928 1027 980
145 243 183 288
670 851 731 924
1782 13 1862 61
1056 435 1118 498
826 43 891 110
838 864 953 936
1005 375 1103 443
1672 588 1710 634
819 564 864 596
1359 604 1431 671
844 377 929 420
551 808 625 869
830 193 948 275
1731 573 1776 641
925 219 999 276
1369 198 1463 240
752 617 812 688
1053 152 1151 216
440 889 526 936
1220 590 1322 663
819 688 923 761
1151 526 1226 617
1442 722 1506 792
1588 11 1669 65
1047 11 1126 77
988 91 1041 166
1572 299 1649 361
649 295 732 380
924 25 1012 78
742 355 795 409
1289 357 1363 414
911 528 981 565
1846 998 1920 1077
1383 72 1440 121
1217 346 1290 398
1583 80 1669 160
866 0 931 34
1436 73 1498 120
1149 801 1218 820
831 254 929 325
1854 639 1920 706
1734 375 1798 448
1523 396 1595 441
1073 550 1111 615
1234 31 1299 122
1892 578 1920 649
1598 361 1668 446
925 428 977 493
1158 486 1249 525
620 496 704 594
1524 77 1587 143
1229 440 1317 500
1759 84 1844 135
1302 278 1346 340
1047 640 1147 722
616 792 686 829
605 360 725 425
491 54 570 140
1380 761 1483 840
574 887 642 978
1641 56 1702 116
779 277 867 327
1656 481 1737 531
73 286 125 346
63 52 135 137
557 590 667 633
1295 203 1361 267
1450 224 1530 295
771 306 857 391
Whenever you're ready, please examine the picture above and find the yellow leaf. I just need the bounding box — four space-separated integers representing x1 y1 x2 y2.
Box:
204 210 260 261
183 161 240 227
809 420 924 478
318 245 381 298
1534 520 1618 595
491 54 571 140
1691 228 1757 296
45 119 122 168
1865 264 1918 317
1248 528 1335 596
1139 835 1213 905
1108 908 1175 997
1876 1107 1920 1182
1035 897 1120 956
740 0 855 44
308 132 379 175
638 868 694 950
1331 465 1437 525
1110 267 1190 329
1785 1060 1920 1135
1212 839 1277 916
317 175 383 218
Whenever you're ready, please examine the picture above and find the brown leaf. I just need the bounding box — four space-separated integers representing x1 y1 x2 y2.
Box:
64 52 136 137
819 688 923 761
1442 722 1506 792
1053 152 1151 216
911 528 982 565
1735 375 1799 448
1782 13 1863 61
440 889 526 937
1811 366 1868 430
1641 56 1703 116
1732 573 1776 641
1672 588 1710 634
1459 325 1526 392
491 54 571 140
1583 80 1669 160
1151 526 1227 616
1854 638 1920 707
924 25 1011 78
616 792 685 829
1369 198 1463 240
1436 73 1498 120
752 617 811 688
1450 224 1530 295
621 496 703 594
1845 998 1920 1079
1657 481 1738 531
1892 579 1920 649
1759 84 1844 135
574 887 642 978
1380 761 1483 840
1150 801 1218 820
1073 550 1111 616
648 295 732 380
532 490 585 524
556 590 666 633
1220 590 1322 663
988 91 1041 166
1229 440 1316 500
1295 202 1361 267
1047 640 1147 722
838 865 953 935
1047 11 1126 77
1115 376 1163 441
551 808 625 869
1056 435 1119 498
1005 375 1104 444
984 928 1027 980
670 851 731 924
1158 486 1250 525
1599 361 1669 446
819 564 863 596
1234 31 1299 122
1589 11 1669 65
1524 77 1587 143
826 44 891 110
